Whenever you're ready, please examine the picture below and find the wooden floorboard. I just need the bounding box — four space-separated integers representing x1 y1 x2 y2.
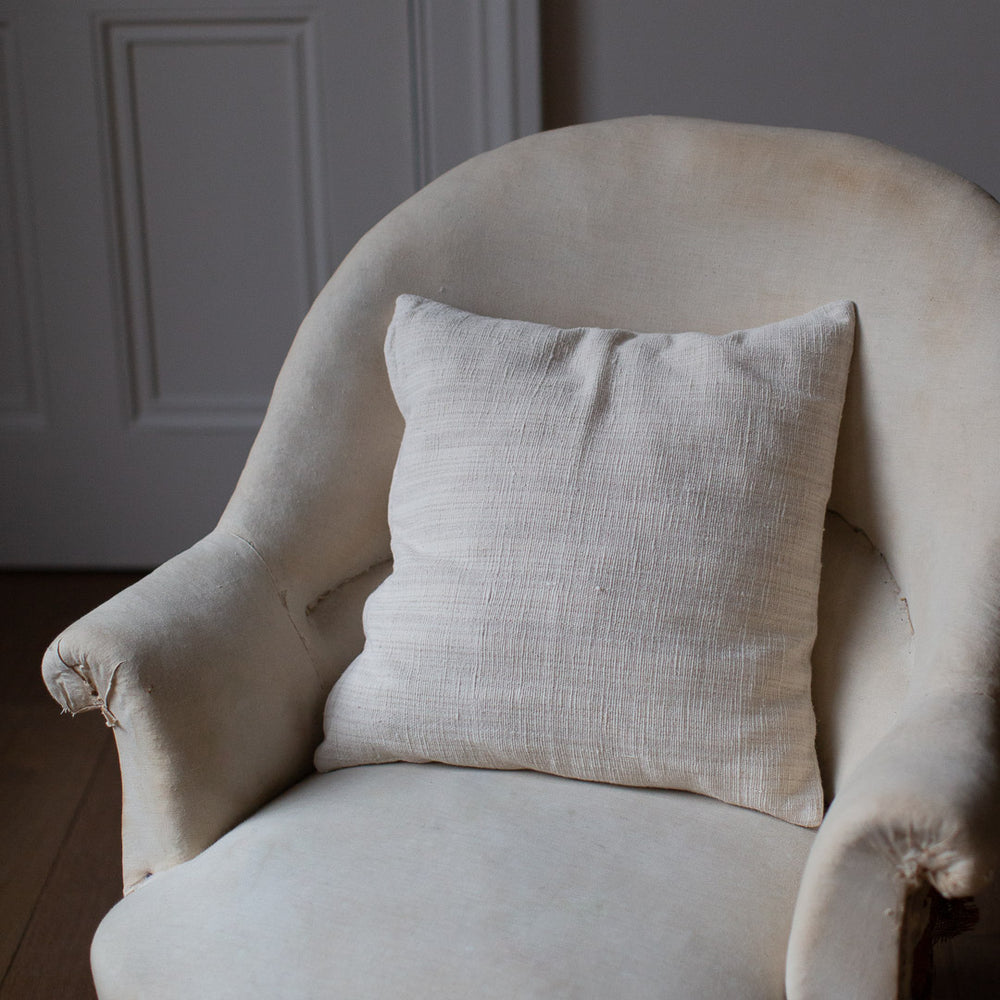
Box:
0 704 109 978
0 740 121 1000
0 572 141 999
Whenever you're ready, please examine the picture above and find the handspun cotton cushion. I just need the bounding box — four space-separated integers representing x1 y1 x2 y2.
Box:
315 294 856 826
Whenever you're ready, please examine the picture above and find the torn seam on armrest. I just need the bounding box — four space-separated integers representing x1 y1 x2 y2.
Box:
827 507 914 635
52 642 122 727
304 556 392 616
221 528 326 689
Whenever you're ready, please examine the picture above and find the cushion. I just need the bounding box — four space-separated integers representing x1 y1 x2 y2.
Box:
315 295 855 825
92 764 816 1000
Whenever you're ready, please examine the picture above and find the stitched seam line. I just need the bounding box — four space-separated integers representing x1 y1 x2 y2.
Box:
305 556 392 616
221 529 325 689
827 507 914 635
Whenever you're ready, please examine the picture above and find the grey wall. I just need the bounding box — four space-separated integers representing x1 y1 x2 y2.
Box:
542 0 1000 198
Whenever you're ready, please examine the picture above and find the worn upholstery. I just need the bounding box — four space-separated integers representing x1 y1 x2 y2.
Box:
42 117 1000 998
92 764 814 1000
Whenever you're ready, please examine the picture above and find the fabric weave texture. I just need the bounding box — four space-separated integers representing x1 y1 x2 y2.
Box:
315 294 856 826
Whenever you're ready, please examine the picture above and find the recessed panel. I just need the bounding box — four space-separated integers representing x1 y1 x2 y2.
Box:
0 24 42 423
103 18 325 426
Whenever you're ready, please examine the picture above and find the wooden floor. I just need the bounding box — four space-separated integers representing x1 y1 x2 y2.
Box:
0 571 997 998
0 572 142 1000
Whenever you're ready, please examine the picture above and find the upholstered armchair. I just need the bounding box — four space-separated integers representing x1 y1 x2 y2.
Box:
43 117 1000 998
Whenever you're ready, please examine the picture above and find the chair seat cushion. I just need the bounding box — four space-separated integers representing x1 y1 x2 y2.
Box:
92 764 814 999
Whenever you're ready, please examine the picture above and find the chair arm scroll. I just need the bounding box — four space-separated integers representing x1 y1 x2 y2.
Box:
786 692 1000 999
42 531 326 893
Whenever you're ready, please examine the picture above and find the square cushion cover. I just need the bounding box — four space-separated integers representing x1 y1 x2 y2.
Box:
315 294 856 825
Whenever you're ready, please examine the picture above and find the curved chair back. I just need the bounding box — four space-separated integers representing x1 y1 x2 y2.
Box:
219 117 1000 796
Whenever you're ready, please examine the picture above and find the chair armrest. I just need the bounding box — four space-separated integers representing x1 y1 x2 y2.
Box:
41 531 326 893
786 692 1000 999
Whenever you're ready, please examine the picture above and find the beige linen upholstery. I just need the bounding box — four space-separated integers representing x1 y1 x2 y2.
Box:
91 764 814 1000
41 532 328 889
317 295 855 825
42 117 1000 998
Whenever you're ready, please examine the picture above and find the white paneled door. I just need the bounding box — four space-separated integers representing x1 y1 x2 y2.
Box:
0 0 539 566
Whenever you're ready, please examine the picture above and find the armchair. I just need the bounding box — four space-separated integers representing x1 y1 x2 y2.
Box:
43 117 1000 998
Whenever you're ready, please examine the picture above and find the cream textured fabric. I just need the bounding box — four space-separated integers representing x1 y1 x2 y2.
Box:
316 294 856 826
92 763 815 1000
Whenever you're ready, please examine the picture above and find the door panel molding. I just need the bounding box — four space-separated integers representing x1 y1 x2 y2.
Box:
98 14 327 429
0 21 45 427
0 0 540 565
408 0 540 187
477 0 541 149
